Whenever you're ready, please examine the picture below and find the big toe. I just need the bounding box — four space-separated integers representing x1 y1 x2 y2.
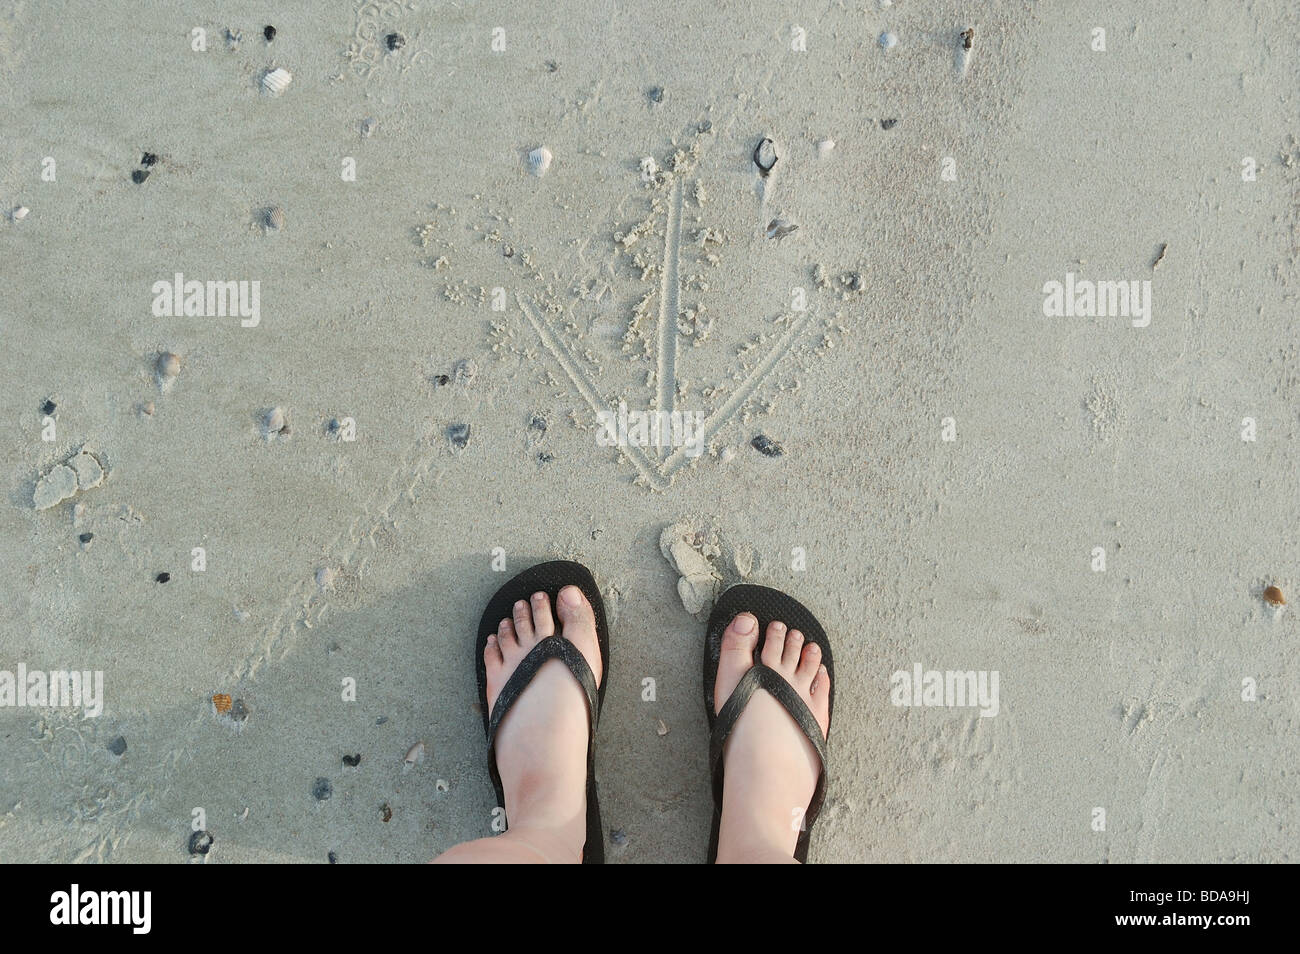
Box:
555 584 603 687
713 612 758 714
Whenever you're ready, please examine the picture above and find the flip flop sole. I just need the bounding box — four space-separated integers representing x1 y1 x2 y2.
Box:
704 584 834 863
476 559 609 863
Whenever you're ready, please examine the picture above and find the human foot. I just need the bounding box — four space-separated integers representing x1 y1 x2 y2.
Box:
482 585 604 861
712 611 831 863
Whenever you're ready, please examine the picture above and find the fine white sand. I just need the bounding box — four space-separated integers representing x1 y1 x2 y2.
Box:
1 0 1296 862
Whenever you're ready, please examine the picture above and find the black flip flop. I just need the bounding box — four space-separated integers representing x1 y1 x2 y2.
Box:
704 584 834 863
475 560 610 863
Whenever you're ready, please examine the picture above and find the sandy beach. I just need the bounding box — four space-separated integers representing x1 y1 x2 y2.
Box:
1 0 1297 863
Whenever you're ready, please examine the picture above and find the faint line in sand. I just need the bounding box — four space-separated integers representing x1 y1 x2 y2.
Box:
655 176 685 442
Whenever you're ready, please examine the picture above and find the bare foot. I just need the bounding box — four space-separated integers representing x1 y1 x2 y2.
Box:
481 585 603 862
712 611 830 863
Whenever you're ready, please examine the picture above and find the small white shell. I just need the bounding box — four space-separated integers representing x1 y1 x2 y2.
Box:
11 206 29 221
156 351 181 386
880 32 898 50
403 741 426 767
315 566 336 590
435 778 449 793
639 156 657 179
526 146 552 177
263 406 289 439
261 67 293 96
816 138 835 158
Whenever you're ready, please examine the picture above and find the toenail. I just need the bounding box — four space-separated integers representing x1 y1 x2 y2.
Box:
734 613 756 634
772 621 787 632
514 600 527 611
532 591 545 601
808 644 820 654
560 586 582 607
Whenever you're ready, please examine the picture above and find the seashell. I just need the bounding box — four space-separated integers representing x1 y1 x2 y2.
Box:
224 28 241 51
435 778 449 793
263 406 289 439
609 827 628 847
141 401 155 417
816 138 835 158
312 777 333 801
766 218 799 241
403 740 425 767
880 32 898 50
526 146 552 177
656 719 669 737
212 693 232 714
753 138 778 177
188 830 214 855
1263 585 1285 606
447 423 471 449
156 351 181 385
230 699 249 722
261 67 293 96
265 206 285 231
360 117 377 138
10 206 29 222
880 117 898 130
751 434 784 457
380 803 392 822
33 464 78 511
639 156 658 180
316 566 336 590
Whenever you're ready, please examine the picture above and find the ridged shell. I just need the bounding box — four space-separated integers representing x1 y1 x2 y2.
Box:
526 146 552 177
261 67 293 96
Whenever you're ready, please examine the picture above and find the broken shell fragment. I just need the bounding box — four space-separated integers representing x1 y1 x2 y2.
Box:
212 693 233 714
526 146 552 177
751 434 784 457
435 778 449 793
1263 585 1285 606
403 741 425 767
156 351 181 386
261 67 293 96
656 719 669 737
816 138 835 159
880 31 898 50
263 406 290 439
10 206 30 222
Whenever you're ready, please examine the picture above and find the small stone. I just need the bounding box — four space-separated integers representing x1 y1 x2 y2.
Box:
453 358 477 384
381 803 393 822
263 406 290 439
385 32 405 51
648 86 664 103
880 117 898 130
78 531 94 545
342 753 362 767
697 119 713 134
840 271 864 292
312 777 333 801
375 715 388 725
156 351 181 384
33 465 78 511
447 423 471 449
610 827 628 847
435 779 449 793
316 567 337 590
880 31 898 50
751 435 784 457
433 373 451 387
229 699 249 723
328 851 338 864
816 138 835 158
544 60 559 73
131 169 150 185
537 452 555 463
107 735 127 756
529 415 547 434
188 830 214 855
140 152 159 167
140 401 155 417
263 25 276 42
361 117 377 138
156 572 171 583
40 399 56 416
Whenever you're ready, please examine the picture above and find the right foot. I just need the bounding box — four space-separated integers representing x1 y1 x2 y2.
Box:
482 585 603 861
712 611 831 863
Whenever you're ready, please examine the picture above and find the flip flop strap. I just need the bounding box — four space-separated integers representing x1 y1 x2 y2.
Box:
487 635 599 752
710 663 829 822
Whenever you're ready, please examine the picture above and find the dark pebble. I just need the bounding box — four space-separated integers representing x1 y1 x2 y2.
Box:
140 152 158 167
751 435 784 457
448 423 471 449
381 803 393 822
544 60 559 73
155 572 171 583
648 86 664 103
188 830 214 855
328 851 338 864
385 32 405 51
698 119 713 134
79 532 93 544
131 169 150 184
342 753 362 767
230 699 249 723
529 414 547 434
263 25 276 42
537 452 555 464
880 118 898 130
107 735 127 756
960 28 974 51
41 399 56 416
609 827 628 846
753 137 778 177
433 374 450 387
375 715 388 725
312 777 333 801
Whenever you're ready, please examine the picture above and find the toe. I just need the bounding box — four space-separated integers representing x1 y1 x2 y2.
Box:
714 613 759 714
484 633 504 669
795 641 821 684
530 591 556 639
554 585 602 686
497 616 517 650
781 628 805 670
759 620 787 667
512 599 535 644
